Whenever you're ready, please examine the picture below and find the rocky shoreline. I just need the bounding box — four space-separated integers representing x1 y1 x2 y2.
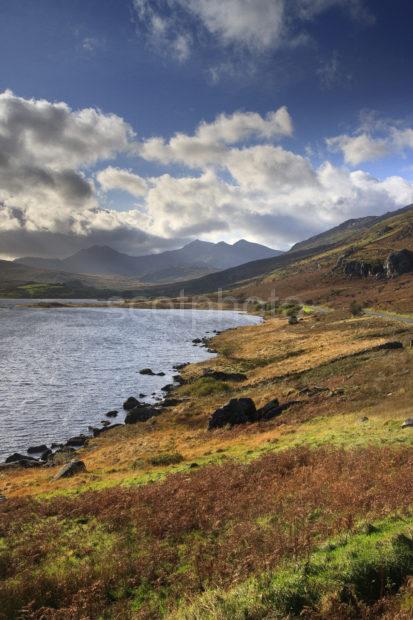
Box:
0 332 221 476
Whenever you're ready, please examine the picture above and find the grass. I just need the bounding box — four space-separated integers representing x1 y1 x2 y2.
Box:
174 515 413 619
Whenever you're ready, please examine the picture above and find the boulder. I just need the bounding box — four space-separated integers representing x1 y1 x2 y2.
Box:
66 435 88 447
100 420 111 427
192 338 202 344
208 398 257 430
105 410 118 418
157 371 165 376
139 393 147 398
125 405 160 424
53 460 86 480
123 396 140 410
5 452 39 464
27 444 48 454
257 399 300 421
174 362 188 371
385 249 413 278
162 398 182 407
139 368 155 375
202 369 247 382
40 448 53 461
161 384 174 393
402 419 413 429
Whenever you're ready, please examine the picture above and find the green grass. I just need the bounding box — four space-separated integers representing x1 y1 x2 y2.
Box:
180 377 232 397
172 515 413 619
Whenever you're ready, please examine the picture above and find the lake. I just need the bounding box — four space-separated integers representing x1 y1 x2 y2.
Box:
0 302 261 460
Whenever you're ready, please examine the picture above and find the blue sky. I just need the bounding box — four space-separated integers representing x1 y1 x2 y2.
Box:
0 0 413 258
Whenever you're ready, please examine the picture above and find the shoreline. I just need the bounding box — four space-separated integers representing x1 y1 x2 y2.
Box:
1 309 262 467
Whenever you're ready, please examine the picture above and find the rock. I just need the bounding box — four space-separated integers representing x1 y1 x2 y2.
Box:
40 448 53 461
105 410 118 418
256 399 300 421
5 452 38 464
172 374 185 385
161 384 174 393
256 399 280 419
402 419 413 429
189 463 199 468
374 341 403 351
27 444 48 454
192 338 202 344
139 368 155 375
173 363 188 371
299 386 329 397
139 393 147 398
208 398 257 430
157 371 165 376
123 396 140 410
53 460 86 480
385 249 413 278
66 435 88 447
288 315 299 325
360 417 369 423
51 443 63 449
100 420 111 427
125 404 160 424
162 398 182 407
202 369 247 382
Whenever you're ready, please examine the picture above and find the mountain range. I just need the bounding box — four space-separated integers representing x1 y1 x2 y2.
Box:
14 239 282 283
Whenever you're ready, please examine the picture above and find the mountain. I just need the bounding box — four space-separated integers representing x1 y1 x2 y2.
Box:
130 203 413 311
15 239 282 283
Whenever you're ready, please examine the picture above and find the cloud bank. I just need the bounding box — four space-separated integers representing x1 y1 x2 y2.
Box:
1 90 413 260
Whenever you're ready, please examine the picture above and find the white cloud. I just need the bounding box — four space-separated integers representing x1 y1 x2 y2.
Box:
133 0 372 64
327 133 390 165
97 167 148 197
327 116 413 165
137 106 293 168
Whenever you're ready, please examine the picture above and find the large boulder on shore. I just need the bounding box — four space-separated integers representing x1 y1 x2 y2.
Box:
125 405 160 424
53 460 86 480
208 398 257 430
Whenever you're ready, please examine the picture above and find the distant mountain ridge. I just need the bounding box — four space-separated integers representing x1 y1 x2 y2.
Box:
15 239 282 283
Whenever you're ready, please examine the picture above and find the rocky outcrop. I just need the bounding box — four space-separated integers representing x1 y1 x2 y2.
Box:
384 249 413 277
202 369 247 382
105 410 118 418
53 460 86 480
335 248 413 279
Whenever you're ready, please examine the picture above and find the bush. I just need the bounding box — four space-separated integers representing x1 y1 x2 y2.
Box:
350 301 364 316
148 452 184 466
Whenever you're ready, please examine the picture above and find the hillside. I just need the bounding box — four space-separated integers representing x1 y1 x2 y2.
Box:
15 239 282 283
0 259 146 298
2 305 413 618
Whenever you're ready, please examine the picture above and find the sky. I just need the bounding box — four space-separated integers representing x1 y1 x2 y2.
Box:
1 0 413 259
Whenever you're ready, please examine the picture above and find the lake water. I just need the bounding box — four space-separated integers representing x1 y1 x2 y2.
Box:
0 302 261 460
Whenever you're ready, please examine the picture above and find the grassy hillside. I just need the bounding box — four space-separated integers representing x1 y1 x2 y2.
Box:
2 304 413 618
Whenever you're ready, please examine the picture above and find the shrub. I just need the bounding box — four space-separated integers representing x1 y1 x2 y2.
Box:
350 301 364 316
148 452 184 466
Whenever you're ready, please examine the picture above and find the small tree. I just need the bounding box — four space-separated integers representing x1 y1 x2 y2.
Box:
350 301 364 317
